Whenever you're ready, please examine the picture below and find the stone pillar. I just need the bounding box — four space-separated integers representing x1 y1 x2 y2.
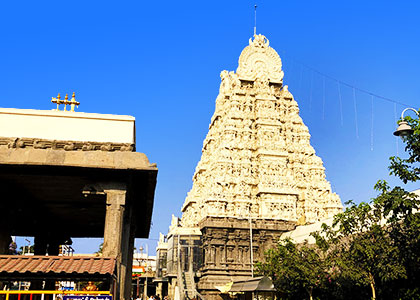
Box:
34 236 48 255
0 230 11 291
0 230 11 254
156 282 163 298
32 236 61 299
143 278 148 300
31 236 46 296
102 185 135 300
168 278 174 300
121 207 135 300
47 239 60 256
102 189 126 257
34 234 62 256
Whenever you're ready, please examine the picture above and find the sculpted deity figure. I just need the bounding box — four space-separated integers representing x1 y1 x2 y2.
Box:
254 74 270 95
220 70 230 94
249 34 270 48
169 214 179 231
251 204 259 215
226 202 235 215
229 71 241 92
270 84 276 96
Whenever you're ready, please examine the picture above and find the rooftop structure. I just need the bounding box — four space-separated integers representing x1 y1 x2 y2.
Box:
0 255 116 281
0 107 135 145
0 99 157 300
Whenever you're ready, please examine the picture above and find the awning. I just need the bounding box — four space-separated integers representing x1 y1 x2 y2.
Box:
228 276 275 293
215 282 233 293
0 255 116 280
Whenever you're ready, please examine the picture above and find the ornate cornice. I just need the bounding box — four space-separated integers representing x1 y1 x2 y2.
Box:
0 137 135 152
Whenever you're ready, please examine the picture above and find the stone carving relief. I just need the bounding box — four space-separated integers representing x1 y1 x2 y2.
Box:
169 214 179 232
180 35 342 228
236 34 284 83
0 137 135 152
220 70 242 95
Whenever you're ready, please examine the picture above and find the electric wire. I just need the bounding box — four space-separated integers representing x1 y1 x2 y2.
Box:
322 77 326 120
280 52 412 108
370 95 374 151
309 70 313 112
337 80 343 126
394 103 399 156
353 87 359 139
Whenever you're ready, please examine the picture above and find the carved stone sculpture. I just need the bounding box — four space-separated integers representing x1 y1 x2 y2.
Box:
168 35 343 300
181 34 342 228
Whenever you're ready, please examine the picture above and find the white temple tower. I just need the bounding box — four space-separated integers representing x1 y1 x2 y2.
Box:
163 35 343 300
181 34 342 228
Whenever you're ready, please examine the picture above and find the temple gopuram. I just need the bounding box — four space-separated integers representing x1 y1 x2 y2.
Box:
155 34 343 300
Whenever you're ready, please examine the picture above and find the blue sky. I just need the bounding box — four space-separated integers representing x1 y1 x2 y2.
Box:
2 1 419 254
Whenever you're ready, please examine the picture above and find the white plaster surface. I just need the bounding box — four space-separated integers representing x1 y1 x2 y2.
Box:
0 108 135 144
282 189 420 244
280 217 334 244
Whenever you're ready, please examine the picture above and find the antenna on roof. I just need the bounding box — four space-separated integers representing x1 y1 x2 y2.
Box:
254 4 257 36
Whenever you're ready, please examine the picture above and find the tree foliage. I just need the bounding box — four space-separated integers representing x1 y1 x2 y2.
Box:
257 110 420 299
389 115 420 183
256 239 327 300
95 242 103 256
315 196 408 300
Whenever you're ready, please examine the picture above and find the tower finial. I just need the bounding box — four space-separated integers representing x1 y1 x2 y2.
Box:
64 94 69 111
254 4 257 36
70 92 80 112
51 93 62 110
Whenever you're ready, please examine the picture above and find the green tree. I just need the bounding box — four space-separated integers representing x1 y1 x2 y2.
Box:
386 111 420 297
315 110 420 299
258 111 420 299
95 242 103 256
256 239 327 300
316 198 406 300
389 114 420 184
373 182 420 298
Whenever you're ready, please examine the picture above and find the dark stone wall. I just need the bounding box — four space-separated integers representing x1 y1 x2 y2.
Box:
197 216 295 300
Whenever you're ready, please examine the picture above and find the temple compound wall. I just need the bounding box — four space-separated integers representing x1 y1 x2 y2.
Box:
162 34 343 300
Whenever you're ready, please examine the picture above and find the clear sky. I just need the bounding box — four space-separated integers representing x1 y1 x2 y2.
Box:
2 1 419 254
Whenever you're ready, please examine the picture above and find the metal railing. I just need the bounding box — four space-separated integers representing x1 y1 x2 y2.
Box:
0 290 112 300
187 268 204 300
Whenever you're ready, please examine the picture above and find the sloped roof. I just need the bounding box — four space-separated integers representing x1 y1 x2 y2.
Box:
229 276 275 292
0 255 116 278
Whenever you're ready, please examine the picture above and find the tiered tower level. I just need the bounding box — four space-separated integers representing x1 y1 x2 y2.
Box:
181 35 342 227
